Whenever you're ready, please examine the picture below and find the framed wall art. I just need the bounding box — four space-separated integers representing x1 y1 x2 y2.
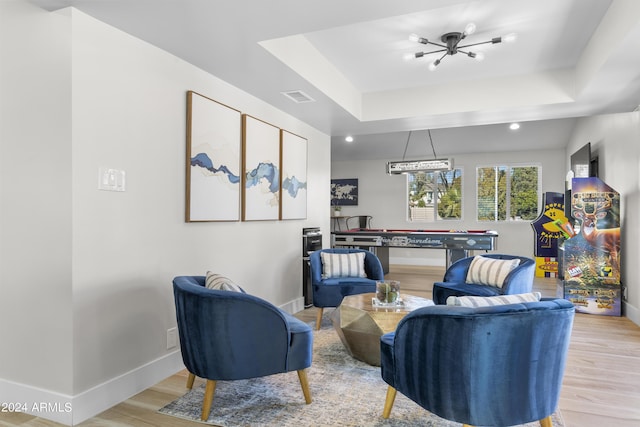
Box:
185 91 242 222
331 178 358 206
242 114 281 221
280 130 308 220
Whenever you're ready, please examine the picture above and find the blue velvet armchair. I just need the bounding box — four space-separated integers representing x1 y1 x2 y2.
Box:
380 299 575 426
310 248 384 330
432 254 535 305
172 276 313 421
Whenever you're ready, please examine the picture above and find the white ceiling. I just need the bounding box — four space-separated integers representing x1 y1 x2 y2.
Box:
30 0 640 160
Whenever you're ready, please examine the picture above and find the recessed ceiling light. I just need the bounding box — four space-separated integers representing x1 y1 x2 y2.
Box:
509 123 520 130
345 136 354 142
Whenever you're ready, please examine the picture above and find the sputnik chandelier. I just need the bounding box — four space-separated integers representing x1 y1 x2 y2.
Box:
406 23 516 70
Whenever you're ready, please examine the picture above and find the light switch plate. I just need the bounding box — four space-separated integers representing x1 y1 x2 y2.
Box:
98 168 126 192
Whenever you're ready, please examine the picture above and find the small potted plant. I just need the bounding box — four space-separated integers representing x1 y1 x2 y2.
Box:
332 201 342 216
376 280 400 305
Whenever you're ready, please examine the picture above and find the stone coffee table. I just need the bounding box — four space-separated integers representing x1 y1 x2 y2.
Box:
330 292 434 366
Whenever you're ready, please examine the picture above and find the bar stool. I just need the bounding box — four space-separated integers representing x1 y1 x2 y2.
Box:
346 215 372 230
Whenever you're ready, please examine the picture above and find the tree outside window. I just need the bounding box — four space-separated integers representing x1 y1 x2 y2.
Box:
477 165 540 221
408 169 462 221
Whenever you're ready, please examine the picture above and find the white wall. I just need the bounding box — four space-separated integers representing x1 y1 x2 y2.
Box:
332 149 566 266
1 3 331 425
0 0 74 397
566 112 640 324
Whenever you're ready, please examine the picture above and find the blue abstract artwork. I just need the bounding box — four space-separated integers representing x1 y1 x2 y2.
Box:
245 162 279 193
242 115 281 221
282 176 306 198
186 91 241 221
191 153 240 184
280 130 307 219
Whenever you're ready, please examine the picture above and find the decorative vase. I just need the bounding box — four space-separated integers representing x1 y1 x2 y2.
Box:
376 280 400 304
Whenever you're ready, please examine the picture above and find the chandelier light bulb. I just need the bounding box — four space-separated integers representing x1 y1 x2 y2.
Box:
428 59 440 71
464 22 477 35
503 33 517 43
408 34 429 44
403 52 415 61
475 52 485 61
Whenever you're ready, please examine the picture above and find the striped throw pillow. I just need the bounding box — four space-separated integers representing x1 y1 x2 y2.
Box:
465 256 520 288
320 252 367 279
205 272 243 292
446 292 542 307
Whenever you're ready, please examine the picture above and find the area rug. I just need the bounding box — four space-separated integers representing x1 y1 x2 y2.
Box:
159 325 565 426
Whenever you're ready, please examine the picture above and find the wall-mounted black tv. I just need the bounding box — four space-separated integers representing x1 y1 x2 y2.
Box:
570 142 592 178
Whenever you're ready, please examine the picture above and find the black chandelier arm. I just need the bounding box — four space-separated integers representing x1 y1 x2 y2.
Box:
422 40 448 50
458 37 502 49
456 48 478 58
415 48 448 57
436 51 448 62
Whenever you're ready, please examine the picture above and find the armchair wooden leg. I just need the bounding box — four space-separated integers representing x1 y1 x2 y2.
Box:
540 415 553 427
460 417 550 427
186 372 195 389
315 308 324 330
382 386 397 419
201 379 216 421
297 369 312 404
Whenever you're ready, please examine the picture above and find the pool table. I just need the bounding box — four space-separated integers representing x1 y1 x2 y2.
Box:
331 228 498 272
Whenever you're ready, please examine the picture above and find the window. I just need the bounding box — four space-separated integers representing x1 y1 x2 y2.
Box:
408 169 462 221
477 165 540 221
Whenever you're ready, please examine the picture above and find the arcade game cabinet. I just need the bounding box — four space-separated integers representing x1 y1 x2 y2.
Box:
530 192 566 278
561 177 621 316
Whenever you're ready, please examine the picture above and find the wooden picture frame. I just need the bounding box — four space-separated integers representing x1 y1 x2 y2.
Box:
331 178 359 206
280 130 308 220
186 91 242 222
242 114 281 221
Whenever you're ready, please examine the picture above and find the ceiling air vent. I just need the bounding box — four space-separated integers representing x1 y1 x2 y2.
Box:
281 90 315 104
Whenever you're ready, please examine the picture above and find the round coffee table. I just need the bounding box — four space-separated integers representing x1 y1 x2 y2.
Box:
330 292 434 366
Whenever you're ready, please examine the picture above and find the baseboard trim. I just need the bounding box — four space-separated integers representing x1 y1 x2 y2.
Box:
0 378 73 425
71 350 184 425
0 350 184 426
623 301 639 326
280 296 305 314
389 257 446 267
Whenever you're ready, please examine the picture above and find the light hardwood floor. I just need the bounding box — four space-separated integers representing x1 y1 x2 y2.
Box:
2 265 639 426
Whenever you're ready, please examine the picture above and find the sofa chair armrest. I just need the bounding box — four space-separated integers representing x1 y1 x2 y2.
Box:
364 251 385 280
500 258 535 294
309 251 324 285
379 332 396 385
442 257 474 282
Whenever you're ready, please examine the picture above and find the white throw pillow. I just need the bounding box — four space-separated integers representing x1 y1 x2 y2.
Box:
465 256 521 288
205 272 243 292
321 252 367 279
446 292 542 307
